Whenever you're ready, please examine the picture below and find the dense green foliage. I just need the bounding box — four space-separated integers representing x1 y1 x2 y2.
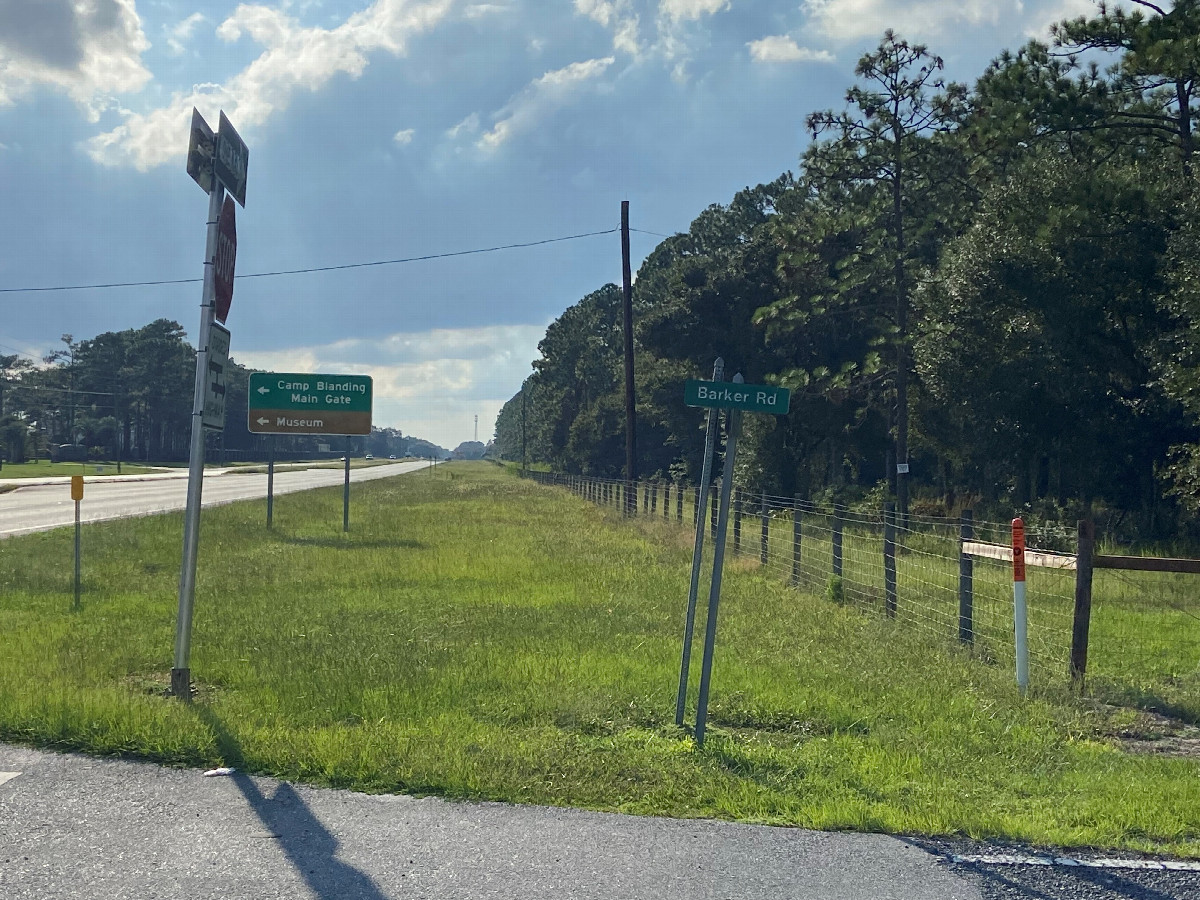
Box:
494 4 1200 537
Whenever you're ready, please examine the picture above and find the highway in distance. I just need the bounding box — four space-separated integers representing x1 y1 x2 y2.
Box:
0 460 432 538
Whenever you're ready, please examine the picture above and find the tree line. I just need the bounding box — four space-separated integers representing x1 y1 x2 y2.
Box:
0 321 445 466
493 2 1200 538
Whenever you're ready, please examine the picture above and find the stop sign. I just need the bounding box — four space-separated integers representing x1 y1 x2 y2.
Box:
213 196 237 323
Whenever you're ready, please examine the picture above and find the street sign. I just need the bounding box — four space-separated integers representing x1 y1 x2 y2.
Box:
248 372 372 435
684 379 791 415
215 111 248 207
213 197 236 323
203 323 231 430
186 108 215 194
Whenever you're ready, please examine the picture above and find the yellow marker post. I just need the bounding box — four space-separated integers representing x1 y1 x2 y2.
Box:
71 476 83 610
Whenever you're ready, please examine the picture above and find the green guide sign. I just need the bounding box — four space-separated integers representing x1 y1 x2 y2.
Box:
248 372 372 435
684 379 791 415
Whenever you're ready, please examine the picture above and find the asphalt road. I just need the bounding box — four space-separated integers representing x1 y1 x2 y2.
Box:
0 744 983 900
0 460 432 538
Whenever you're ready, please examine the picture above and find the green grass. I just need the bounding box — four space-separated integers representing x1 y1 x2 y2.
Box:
1 461 1199 855
0 460 162 478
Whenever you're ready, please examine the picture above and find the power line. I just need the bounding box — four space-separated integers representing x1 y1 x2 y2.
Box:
631 227 673 239
0 228 621 296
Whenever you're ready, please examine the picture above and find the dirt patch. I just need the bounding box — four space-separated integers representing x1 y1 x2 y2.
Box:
1109 708 1200 759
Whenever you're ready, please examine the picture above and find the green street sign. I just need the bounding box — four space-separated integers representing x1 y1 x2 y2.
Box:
684 379 791 415
248 372 372 435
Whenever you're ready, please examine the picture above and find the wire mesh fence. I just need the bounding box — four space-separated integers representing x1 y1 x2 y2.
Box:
522 470 1200 720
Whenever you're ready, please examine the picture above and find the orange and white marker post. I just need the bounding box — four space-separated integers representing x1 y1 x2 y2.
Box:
1012 517 1028 695
71 476 83 611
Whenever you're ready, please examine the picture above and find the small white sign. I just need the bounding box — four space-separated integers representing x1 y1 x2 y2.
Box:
896 462 910 474
203 324 231 430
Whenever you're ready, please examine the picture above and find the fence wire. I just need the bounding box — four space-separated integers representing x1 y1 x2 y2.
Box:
523 471 1200 718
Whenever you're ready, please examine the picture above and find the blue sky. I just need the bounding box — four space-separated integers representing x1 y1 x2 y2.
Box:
0 0 1095 449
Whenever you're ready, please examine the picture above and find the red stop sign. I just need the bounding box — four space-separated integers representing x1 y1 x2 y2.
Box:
213 196 237 323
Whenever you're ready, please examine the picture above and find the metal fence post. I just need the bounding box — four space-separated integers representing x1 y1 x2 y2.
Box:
733 488 743 552
959 510 974 645
884 502 897 617
832 506 843 579
760 491 769 566
1071 519 1095 688
792 495 802 586
711 482 719 539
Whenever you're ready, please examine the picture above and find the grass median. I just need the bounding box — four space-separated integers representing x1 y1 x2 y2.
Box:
0 461 1197 855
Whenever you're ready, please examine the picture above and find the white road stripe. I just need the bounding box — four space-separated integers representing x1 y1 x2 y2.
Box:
952 853 1200 872
0 772 20 786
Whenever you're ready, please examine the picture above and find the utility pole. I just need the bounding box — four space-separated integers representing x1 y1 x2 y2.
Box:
521 385 527 472
474 414 478 443
621 200 636 514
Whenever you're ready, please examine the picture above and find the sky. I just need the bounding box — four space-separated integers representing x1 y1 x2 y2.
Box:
0 0 1098 450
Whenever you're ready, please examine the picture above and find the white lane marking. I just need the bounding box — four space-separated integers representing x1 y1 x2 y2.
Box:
0 772 20 786
952 854 1200 871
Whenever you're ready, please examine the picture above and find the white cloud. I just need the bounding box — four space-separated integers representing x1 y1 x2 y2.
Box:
393 127 415 145
1026 0 1099 38
86 0 454 170
803 0 1022 42
575 0 641 54
446 112 480 139
477 57 615 150
166 12 207 56
658 0 729 22
747 35 834 63
234 324 544 448
0 0 151 121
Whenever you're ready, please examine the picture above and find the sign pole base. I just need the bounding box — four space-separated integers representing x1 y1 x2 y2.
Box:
170 667 192 701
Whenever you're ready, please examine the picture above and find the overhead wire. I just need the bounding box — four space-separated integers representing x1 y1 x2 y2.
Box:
0 227 621 296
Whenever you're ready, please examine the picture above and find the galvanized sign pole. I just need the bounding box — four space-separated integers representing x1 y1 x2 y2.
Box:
172 108 246 701
675 357 723 726
679 371 791 746
172 179 224 701
694 376 744 747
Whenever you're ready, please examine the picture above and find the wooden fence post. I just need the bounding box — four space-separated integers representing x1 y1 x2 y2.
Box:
650 481 658 515
958 510 974 645
884 502 897 617
677 482 684 522
760 491 769 565
1071 519 1095 688
792 495 802 586
693 486 700 526
733 489 743 552
832 506 843 579
662 481 670 518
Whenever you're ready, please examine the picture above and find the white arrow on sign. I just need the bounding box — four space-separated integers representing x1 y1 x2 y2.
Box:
256 417 270 425
257 386 270 394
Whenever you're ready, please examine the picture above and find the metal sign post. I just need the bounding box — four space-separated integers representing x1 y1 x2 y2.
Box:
675 357 723 726
172 181 224 701
172 108 246 701
71 476 83 610
678 371 792 746
266 437 275 528
694 377 744 748
343 437 352 533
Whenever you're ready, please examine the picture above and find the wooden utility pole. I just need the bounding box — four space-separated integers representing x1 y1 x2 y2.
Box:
621 200 637 514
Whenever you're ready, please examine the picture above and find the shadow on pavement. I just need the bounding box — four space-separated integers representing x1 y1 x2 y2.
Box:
198 707 389 900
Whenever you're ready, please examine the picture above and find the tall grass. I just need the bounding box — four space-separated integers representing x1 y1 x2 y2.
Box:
1 462 1199 855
